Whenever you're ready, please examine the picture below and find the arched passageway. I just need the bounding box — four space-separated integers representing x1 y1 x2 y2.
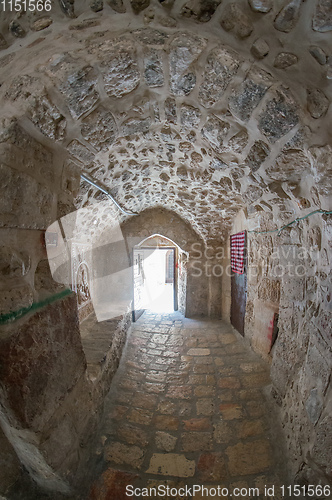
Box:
0 0 331 497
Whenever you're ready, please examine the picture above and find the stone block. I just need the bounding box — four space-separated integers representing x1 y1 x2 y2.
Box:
0 164 54 230
118 424 148 447
104 441 144 468
99 38 140 98
258 87 299 142
242 185 263 204
314 309 332 347
197 452 227 481
251 38 269 59
154 415 179 430
147 453 195 477
237 419 265 438
181 432 213 452
121 117 151 136
89 468 138 500
9 21 25 38
61 161 81 197
219 403 243 419
226 440 272 476
68 142 94 168
248 0 272 13
144 49 164 87
59 0 75 17
309 46 327 65
169 32 206 96
220 3 253 39
187 348 210 355
198 46 240 107
181 0 222 22
183 417 210 431
180 105 201 129
196 398 215 415
107 0 126 13
227 129 249 152
274 0 302 32
307 88 329 118
29 94 66 141
90 0 103 12
258 279 280 303
165 97 177 123
267 149 310 182
0 294 86 431
167 385 192 399
81 107 118 151
313 0 332 32
0 246 30 278
280 276 305 302
32 17 53 31
273 52 298 69
246 141 270 172
229 67 273 121
130 0 150 14
133 28 168 45
201 115 230 153
155 431 177 451
58 64 99 119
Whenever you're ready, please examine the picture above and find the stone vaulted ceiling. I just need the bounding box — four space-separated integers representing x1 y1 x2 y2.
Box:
0 0 331 242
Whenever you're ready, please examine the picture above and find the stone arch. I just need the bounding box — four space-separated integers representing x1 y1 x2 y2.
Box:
134 232 188 313
0 5 330 245
120 207 220 317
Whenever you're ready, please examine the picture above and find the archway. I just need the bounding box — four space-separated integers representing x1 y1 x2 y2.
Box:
133 233 187 316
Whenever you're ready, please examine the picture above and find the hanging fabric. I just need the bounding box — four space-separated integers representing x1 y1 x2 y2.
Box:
230 231 246 274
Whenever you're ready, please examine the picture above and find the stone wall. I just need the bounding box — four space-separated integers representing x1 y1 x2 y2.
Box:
0 123 127 495
0 294 99 494
223 207 332 488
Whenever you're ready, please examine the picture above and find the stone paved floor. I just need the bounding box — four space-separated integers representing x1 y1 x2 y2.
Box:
87 311 289 500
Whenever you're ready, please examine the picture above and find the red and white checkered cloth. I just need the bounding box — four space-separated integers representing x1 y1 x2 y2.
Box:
230 231 246 274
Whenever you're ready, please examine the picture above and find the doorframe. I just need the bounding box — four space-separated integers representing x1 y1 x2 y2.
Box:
230 231 247 336
132 245 178 321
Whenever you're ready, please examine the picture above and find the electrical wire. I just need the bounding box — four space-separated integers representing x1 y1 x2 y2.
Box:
248 209 332 235
80 174 138 216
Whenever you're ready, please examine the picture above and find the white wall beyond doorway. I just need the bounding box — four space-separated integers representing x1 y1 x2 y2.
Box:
141 248 174 313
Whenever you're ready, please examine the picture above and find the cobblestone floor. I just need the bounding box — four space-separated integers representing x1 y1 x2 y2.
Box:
88 311 289 500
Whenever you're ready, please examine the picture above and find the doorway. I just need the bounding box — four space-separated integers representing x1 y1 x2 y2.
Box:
230 231 247 336
133 246 176 320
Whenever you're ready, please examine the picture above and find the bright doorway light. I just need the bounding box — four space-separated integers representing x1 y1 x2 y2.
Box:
141 248 174 313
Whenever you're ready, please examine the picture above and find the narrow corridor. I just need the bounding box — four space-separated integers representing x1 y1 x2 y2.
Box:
88 312 288 500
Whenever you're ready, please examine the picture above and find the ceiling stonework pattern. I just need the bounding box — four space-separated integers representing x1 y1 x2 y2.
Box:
0 0 331 242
